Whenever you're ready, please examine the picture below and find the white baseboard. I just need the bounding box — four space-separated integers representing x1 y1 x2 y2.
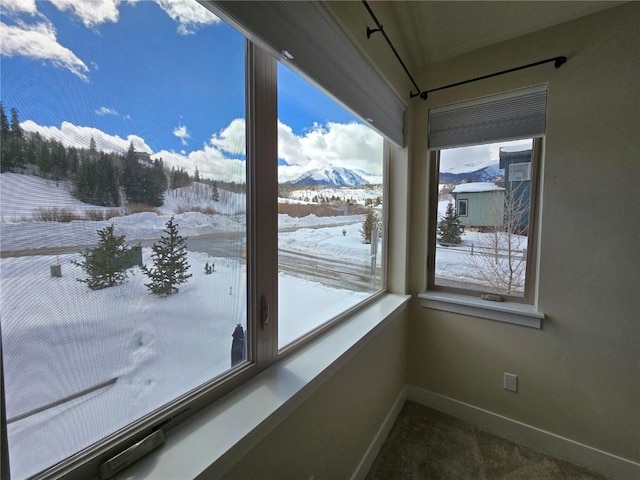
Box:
351 386 407 480
406 385 640 480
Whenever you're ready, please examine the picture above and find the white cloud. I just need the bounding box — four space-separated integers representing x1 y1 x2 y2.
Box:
1 0 37 15
95 106 118 116
154 0 220 35
153 147 246 184
277 121 383 180
209 118 245 155
173 124 190 145
0 21 90 80
21 120 151 154
440 139 533 174
49 0 121 28
17 116 382 185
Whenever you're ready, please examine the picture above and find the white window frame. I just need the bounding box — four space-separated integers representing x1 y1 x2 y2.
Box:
427 140 541 306
509 162 532 182
423 86 547 324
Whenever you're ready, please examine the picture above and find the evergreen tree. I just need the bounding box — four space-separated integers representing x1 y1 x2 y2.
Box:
89 136 97 159
37 141 52 176
437 200 464 245
6 107 24 170
147 158 167 207
0 103 9 134
123 141 142 202
73 224 131 290
0 103 10 171
360 207 381 244
211 180 220 201
141 216 192 296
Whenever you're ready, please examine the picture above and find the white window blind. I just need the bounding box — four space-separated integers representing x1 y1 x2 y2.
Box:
211 1 406 147
429 85 548 149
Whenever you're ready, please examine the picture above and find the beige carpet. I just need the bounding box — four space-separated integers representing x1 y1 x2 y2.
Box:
366 401 607 480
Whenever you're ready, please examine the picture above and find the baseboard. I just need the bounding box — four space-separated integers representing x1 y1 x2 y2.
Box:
351 386 407 480
406 385 640 480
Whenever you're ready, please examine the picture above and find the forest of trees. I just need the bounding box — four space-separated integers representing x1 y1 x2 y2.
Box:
0 103 228 208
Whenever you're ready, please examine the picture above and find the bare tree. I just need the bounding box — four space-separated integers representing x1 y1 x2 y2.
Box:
466 191 528 296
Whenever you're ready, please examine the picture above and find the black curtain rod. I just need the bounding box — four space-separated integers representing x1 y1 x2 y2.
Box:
424 56 567 99
361 0 423 99
362 1 567 100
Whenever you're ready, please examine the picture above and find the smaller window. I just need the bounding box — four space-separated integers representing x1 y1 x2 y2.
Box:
427 86 546 304
457 199 468 216
509 162 531 181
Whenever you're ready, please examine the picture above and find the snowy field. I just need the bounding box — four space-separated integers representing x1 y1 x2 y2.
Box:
0 173 375 478
435 199 527 293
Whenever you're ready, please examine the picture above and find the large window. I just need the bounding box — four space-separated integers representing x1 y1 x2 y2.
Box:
277 63 385 349
1 3 248 477
0 1 392 478
427 86 546 303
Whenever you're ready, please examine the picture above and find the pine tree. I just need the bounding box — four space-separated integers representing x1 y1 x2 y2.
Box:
142 216 192 296
123 141 143 203
0 103 10 171
437 200 464 245
211 181 220 201
73 224 131 290
360 207 380 244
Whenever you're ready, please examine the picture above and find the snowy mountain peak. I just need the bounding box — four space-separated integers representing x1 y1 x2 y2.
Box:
288 166 369 187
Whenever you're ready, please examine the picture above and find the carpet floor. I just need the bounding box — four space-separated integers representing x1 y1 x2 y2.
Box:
366 401 608 480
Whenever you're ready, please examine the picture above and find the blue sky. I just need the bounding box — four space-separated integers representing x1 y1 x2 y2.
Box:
0 0 383 182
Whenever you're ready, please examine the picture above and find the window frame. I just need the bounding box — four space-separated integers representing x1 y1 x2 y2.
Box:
1 19 391 480
427 137 542 305
457 198 468 217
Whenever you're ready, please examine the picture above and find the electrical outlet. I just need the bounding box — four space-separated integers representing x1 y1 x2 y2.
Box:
504 373 518 392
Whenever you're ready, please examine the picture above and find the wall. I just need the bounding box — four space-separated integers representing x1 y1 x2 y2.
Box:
219 308 407 480
407 2 639 463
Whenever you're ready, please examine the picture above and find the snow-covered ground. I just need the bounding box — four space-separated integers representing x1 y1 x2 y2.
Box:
0 173 376 478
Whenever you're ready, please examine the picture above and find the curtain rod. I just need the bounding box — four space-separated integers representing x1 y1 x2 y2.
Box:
361 0 423 99
424 56 567 99
362 1 567 100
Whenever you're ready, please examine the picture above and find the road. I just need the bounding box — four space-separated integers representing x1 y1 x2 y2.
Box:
2 227 380 293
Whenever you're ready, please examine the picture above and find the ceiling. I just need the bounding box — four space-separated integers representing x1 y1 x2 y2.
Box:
327 1 625 70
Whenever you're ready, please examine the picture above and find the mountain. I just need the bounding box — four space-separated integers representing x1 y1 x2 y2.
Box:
439 163 503 184
287 166 369 187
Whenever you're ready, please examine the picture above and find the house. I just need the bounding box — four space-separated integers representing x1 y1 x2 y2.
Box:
500 146 534 232
451 182 505 229
10 2 634 479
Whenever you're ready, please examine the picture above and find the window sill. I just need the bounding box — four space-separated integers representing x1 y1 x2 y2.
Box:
419 291 544 328
113 293 410 480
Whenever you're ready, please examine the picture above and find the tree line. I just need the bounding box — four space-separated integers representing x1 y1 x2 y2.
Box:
1 104 174 207
1 103 247 207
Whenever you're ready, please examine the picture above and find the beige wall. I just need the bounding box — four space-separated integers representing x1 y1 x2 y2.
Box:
220 309 408 480
407 3 639 462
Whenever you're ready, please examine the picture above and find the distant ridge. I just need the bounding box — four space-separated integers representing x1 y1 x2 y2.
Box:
439 164 503 184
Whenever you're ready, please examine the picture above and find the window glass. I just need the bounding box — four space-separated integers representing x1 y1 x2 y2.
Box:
277 63 384 348
458 199 468 217
0 2 246 477
434 139 535 298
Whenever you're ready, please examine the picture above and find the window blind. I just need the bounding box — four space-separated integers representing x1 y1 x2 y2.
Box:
428 85 548 150
211 1 406 147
